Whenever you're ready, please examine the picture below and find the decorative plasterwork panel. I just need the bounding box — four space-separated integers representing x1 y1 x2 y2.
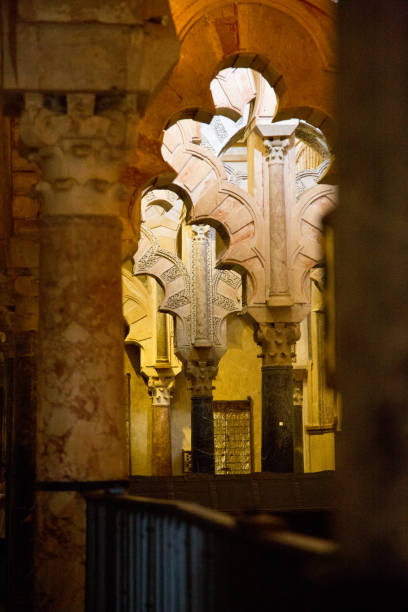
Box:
134 225 192 344
133 224 242 354
212 269 243 344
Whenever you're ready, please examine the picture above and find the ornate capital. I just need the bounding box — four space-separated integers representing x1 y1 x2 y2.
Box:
186 361 218 397
265 138 290 164
19 93 139 216
148 375 175 407
255 322 300 366
192 224 211 242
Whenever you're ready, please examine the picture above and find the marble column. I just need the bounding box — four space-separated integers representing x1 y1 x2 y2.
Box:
256 121 297 307
186 361 217 473
19 92 137 611
148 373 174 476
256 322 300 472
265 138 291 301
191 225 212 346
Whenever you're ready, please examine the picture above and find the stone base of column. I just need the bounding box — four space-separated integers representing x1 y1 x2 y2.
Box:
152 405 172 476
262 365 294 472
191 396 214 473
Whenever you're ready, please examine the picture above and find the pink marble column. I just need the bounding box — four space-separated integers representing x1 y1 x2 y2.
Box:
256 121 297 307
265 138 291 300
19 92 137 611
148 373 174 476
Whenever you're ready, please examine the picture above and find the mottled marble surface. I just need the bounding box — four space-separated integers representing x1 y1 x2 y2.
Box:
35 491 86 612
152 405 172 476
37 215 127 482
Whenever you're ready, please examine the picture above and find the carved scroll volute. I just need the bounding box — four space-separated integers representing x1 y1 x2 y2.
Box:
255 322 300 366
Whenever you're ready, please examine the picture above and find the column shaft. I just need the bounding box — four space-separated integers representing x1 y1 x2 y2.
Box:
148 373 174 476
268 151 289 297
261 365 294 472
36 215 126 611
151 405 172 476
191 396 214 473
256 322 299 473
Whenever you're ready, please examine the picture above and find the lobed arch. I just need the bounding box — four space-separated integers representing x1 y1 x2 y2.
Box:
289 183 337 305
163 65 258 130
122 267 182 377
124 0 336 205
275 106 337 156
141 188 186 252
210 66 257 121
122 269 155 354
133 226 192 331
133 223 243 351
170 0 337 72
192 179 266 304
166 142 227 200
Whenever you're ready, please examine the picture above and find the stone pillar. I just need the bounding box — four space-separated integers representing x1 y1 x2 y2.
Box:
256 322 300 472
335 0 408 586
260 122 297 307
191 225 213 346
186 361 217 473
19 92 137 611
265 138 290 301
148 372 174 476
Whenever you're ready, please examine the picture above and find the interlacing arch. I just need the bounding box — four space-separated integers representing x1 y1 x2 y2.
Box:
146 65 336 318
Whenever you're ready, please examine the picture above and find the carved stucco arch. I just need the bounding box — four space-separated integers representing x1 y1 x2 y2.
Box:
275 106 337 154
133 224 243 351
192 179 265 304
289 183 337 305
134 226 191 332
122 269 155 354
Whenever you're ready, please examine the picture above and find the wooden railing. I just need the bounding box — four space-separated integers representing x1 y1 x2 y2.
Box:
86 490 337 612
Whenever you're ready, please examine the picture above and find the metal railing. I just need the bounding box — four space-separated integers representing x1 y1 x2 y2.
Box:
86 491 337 612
